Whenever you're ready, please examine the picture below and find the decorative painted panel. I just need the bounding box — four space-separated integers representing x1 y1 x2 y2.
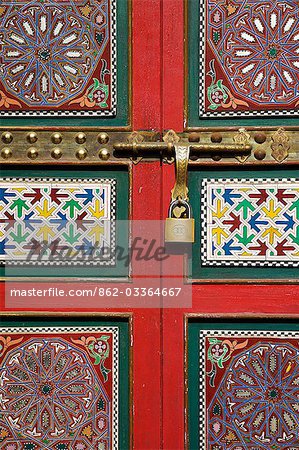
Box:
202 178 299 267
0 0 116 117
199 0 299 117
0 325 119 449
0 177 116 266
200 329 299 449
0 318 130 449
188 320 299 450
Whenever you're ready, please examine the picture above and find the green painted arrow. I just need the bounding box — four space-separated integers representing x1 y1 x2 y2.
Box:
62 224 81 245
290 199 299 219
235 226 255 246
10 224 30 244
290 226 299 245
235 199 255 220
62 199 82 219
9 199 30 218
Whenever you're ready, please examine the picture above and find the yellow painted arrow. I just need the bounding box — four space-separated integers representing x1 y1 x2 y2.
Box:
36 199 56 218
89 224 104 242
88 199 105 219
36 225 56 241
261 227 282 244
212 227 229 245
262 199 281 219
13 187 27 192
212 199 229 219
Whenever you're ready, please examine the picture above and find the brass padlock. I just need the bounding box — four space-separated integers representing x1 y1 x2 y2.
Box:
165 199 195 243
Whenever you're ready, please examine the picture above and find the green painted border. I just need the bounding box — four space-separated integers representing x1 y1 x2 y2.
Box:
0 166 129 278
187 0 299 128
0 0 129 128
0 315 130 450
188 318 299 450
189 167 299 280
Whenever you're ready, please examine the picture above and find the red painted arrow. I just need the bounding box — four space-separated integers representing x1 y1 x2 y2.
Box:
0 212 15 230
0 212 15 222
76 211 88 230
275 239 295 256
24 188 43 205
50 189 68 204
249 189 268 206
249 239 268 255
76 211 94 230
275 189 295 206
223 212 242 232
76 212 88 221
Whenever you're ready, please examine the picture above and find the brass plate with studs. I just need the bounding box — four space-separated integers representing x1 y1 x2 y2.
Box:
0 129 160 165
1 127 299 165
183 127 299 166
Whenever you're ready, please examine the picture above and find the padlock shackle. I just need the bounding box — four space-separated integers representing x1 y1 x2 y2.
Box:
168 199 192 219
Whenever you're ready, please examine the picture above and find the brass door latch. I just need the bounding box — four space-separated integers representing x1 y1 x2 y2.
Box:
1 127 294 165
165 145 195 243
114 129 252 162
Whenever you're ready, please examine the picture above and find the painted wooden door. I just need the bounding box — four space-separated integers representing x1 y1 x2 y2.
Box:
2 0 299 449
161 1 299 449
0 0 165 448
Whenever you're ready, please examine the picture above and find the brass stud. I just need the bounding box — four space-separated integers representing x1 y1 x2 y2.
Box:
51 147 62 160
98 132 109 144
254 149 266 160
1 147 12 159
51 132 62 144
75 132 86 144
76 147 88 160
211 133 222 143
27 147 38 159
254 132 267 144
27 132 38 144
188 132 200 143
99 148 110 161
2 132 13 144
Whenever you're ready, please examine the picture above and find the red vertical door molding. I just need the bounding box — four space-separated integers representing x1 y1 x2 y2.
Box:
131 163 162 450
161 0 185 448
132 0 163 448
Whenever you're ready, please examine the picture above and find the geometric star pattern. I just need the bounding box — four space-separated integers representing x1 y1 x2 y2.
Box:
200 330 299 450
200 0 299 117
0 0 116 117
202 178 299 267
0 326 119 450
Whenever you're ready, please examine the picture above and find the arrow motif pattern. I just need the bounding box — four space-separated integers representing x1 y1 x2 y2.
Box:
0 178 116 265
202 178 299 266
